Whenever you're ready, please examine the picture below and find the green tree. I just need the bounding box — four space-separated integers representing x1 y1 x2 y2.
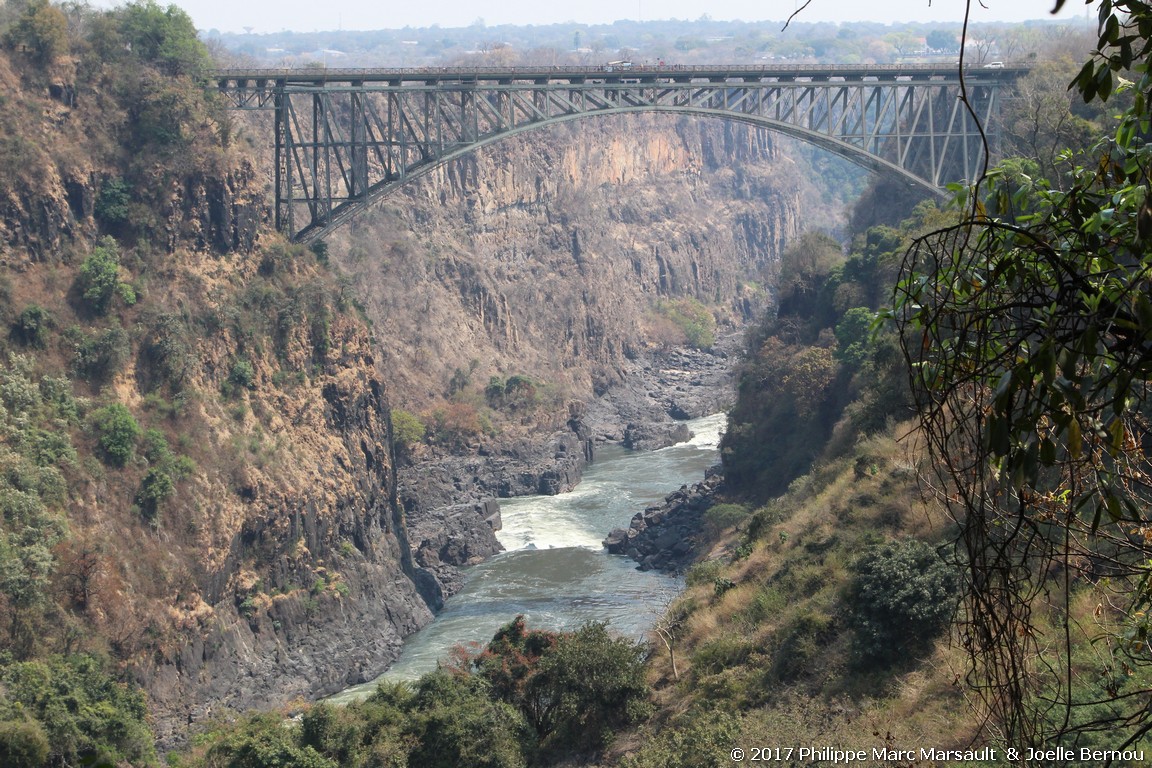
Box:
0 655 156 766
89 403 140 467
390 408 426 461
475 617 652 756
95 177 132 234
526 621 652 753
4 0 68 64
10 305 50 348
198 712 336 768
721 337 839 497
117 0 210 76
832 306 874 369
0 719 50 768
0 488 65 654
502 374 539 410
427 402 486 450
925 29 959 53
138 311 196 393
67 324 130 384
845 540 958 666
407 670 531 768
474 616 559 732
76 238 125 315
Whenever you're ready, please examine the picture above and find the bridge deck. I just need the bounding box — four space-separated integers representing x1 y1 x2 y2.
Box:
212 63 1025 88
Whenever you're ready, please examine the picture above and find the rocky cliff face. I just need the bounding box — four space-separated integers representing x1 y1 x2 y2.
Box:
36 245 438 746
327 114 813 408
0 49 435 749
321 113 831 603
132 316 435 744
0 43 841 751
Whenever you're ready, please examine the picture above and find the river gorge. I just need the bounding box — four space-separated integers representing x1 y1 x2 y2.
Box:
331 411 724 701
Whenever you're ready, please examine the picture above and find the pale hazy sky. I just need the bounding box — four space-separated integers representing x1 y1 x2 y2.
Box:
100 0 1089 35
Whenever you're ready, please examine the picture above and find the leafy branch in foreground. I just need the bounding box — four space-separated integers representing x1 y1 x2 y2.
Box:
894 0 1152 751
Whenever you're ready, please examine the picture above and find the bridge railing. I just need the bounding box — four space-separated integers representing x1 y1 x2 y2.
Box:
211 62 1025 86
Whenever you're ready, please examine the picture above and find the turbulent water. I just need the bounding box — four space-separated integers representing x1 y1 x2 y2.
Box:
330 413 725 703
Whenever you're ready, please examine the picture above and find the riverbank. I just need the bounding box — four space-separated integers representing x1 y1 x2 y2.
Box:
398 334 738 603
331 412 728 700
603 470 725 573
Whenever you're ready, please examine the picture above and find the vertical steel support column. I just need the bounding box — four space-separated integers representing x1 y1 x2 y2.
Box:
468 90 478 142
351 84 367 199
312 92 324 223
274 80 292 235
984 83 1000 174
435 90 444 156
388 91 401 180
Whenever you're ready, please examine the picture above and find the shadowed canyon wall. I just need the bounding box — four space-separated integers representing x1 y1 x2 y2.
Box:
326 114 837 410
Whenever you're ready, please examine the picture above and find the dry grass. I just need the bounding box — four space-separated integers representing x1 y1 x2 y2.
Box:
619 420 992 764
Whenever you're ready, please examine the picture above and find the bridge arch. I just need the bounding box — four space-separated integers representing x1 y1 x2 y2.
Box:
214 65 1022 242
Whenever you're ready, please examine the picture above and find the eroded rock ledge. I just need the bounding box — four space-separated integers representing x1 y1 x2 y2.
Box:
603 471 724 573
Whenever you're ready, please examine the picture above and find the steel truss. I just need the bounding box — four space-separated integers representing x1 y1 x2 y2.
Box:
214 66 1019 242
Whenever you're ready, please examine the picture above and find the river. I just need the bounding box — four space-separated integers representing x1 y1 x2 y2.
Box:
328 412 725 703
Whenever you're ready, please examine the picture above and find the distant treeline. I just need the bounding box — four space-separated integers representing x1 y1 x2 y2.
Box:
206 16 1089 69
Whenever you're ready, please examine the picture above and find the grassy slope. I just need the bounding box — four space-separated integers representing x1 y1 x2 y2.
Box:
617 427 983 766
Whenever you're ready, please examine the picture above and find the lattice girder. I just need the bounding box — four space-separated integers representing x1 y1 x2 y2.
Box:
214 65 1022 242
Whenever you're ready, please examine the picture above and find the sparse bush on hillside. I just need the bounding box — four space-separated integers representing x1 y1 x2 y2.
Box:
10 305 50 348
485 373 545 412
94 177 132 235
137 311 196 393
258 241 298 277
771 610 837 683
446 360 478 397
618 710 741 768
227 359 256 392
134 428 194 521
427 402 489 450
846 539 958 667
66 324 130 384
702 502 751 536
75 238 138 316
390 408 425 460
656 298 716 350
134 466 173 522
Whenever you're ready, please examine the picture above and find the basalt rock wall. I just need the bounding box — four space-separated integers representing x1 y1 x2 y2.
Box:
325 114 831 602
327 114 821 411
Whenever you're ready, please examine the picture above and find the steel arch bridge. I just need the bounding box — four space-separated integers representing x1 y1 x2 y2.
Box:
212 64 1025 243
